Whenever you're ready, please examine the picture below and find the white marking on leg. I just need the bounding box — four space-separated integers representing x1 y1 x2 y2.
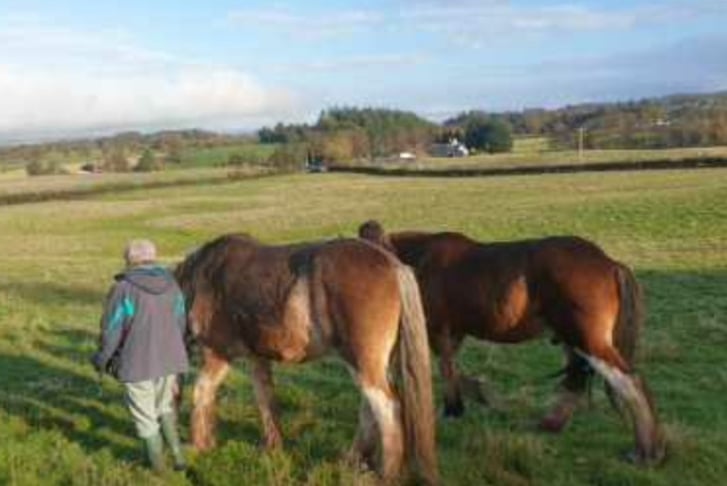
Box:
364 387 399 428
193 374 214 407
573 349 638 402
363 385 403 478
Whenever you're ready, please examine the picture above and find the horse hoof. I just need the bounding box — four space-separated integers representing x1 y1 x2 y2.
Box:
539 415 567 433
624 445 666 467
444 401 465 418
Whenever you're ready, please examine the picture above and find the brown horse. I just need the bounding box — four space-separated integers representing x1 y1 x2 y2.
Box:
174 233 438 483
359 220 665 466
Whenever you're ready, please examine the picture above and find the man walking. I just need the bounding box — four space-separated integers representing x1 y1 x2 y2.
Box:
92 239 189 472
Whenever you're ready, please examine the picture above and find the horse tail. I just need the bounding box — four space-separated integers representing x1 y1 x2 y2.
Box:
614 263 645 369
600 264 664 464
394 264 439 485
604 263 647 414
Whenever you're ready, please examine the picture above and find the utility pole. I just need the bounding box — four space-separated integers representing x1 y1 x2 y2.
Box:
578 126 585 162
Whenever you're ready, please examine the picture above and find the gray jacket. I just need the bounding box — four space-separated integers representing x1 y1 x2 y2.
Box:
92 265 189 382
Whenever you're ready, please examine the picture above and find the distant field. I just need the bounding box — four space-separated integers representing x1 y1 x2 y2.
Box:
177 143 278 168
0 142 277 175
0 169 726 484
397 143 727 170
0 168 250 205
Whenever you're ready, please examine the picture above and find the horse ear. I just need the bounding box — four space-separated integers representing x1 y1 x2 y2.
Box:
358 220 395 253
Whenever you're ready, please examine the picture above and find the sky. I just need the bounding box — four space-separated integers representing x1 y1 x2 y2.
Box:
2 0 727 142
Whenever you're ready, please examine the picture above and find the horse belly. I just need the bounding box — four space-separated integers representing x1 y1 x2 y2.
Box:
473 276 544 342
262 278 330 363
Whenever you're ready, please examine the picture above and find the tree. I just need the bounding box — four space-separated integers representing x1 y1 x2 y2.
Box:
102 146 130 172
25 159 63 176
267 143 307 172
135 149 160 172
464 116 513 153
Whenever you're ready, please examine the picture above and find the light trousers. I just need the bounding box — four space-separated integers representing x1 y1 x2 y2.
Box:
123 374 177 438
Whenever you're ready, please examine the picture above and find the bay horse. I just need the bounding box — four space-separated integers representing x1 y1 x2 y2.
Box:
358 220 665 466
174 233 438 483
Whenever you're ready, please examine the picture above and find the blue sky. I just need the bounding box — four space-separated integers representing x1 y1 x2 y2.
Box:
2 0 727 141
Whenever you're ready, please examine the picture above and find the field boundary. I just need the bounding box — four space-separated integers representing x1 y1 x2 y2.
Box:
0 170 275 207
328 156 727 178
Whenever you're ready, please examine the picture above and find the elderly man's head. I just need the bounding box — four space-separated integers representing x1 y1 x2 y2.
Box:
124 239 157 267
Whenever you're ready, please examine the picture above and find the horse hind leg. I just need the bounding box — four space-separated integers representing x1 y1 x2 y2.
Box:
360 379 404 481
250 358 283 450
191 348 231 451
575 347 665 466
435 332 466 417
347 401 378 471
540 347 593 433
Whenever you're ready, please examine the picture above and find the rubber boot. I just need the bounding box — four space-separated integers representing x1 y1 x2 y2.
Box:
143 432 165 473
160 412 186 471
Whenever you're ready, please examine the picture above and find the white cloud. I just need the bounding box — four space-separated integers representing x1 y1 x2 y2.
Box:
0 66 296 136
0 17 300 140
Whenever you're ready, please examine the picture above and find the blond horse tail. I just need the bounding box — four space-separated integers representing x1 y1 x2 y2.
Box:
614 264 645 369
394 265 439 485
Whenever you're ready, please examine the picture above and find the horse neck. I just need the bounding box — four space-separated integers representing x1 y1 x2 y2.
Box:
388 232 438 266
390 231 476 268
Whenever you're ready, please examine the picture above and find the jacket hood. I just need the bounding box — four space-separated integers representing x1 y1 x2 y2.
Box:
116 266 175 295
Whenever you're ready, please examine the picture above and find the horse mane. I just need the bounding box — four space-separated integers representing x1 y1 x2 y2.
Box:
176 233 256 291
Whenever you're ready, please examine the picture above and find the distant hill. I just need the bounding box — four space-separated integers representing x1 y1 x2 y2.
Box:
445 91 727 149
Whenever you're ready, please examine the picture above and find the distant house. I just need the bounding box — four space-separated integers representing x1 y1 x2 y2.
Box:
398 151 416 161
428 138 469 158
305 151 328 173
78 162 102 174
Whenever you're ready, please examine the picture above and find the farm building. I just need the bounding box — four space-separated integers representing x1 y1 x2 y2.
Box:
428 138 469 157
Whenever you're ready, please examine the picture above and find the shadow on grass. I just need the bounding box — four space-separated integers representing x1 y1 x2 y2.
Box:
0 349 139 461
0 280 104 307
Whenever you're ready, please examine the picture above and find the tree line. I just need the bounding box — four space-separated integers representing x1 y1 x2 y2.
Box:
258 107 513 165
486 91 727 149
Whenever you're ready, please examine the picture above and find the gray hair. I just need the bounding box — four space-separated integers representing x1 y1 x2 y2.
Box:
124 239 157 266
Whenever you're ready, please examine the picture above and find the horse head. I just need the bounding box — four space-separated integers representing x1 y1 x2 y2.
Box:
358 219 396 253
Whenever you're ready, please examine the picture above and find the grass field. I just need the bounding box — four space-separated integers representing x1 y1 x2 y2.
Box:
0 168 726 485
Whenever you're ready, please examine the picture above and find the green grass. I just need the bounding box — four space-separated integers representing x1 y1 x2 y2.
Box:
0 168 726 484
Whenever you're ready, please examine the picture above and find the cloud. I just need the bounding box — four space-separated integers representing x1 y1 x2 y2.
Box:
0 17 300 140
0 66 296 138
227 8 383 41
227 1 727 47
272 53 429 73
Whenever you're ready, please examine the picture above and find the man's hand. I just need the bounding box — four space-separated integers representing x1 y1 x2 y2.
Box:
90 352 106 374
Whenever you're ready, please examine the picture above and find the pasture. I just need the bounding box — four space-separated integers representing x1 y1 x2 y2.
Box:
0 168 725 485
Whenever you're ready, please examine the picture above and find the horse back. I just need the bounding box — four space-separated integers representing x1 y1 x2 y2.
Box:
388 232 621 342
